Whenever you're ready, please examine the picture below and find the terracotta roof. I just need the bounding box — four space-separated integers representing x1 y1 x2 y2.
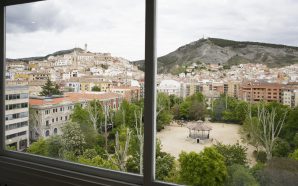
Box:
110 86 140 90
30 92 122 106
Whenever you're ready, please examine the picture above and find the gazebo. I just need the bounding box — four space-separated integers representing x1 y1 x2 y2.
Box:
187 120 212 142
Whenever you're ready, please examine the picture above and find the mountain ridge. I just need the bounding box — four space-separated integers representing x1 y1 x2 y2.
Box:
133 38 298 74
7 48 84 62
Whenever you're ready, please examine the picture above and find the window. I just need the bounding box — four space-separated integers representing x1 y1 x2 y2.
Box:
45 130 50 137
4 0 297 186
0 0 151 185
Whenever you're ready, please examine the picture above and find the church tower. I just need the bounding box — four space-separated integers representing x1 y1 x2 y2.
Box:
84 43 88 53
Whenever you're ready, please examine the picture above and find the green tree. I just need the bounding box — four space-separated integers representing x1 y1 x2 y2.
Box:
71 103 102 148
225 164 259 186
178 93 206 121
272 138 291 157
39 78 62 96
189 101 206 121
155 140 175 181
289 149 298 160
27 138 47 156
214 142 248 166
282 107 298 144
6 145 16 151
178 148 227 186
61 122 86 156
46 135 62 158
91 86 101 92
156 93 173 131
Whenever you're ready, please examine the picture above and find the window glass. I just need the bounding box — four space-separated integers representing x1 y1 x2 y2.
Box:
156 0 298 185
5 0 145 175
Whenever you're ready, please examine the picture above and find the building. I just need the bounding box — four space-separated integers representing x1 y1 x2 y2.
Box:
29 92 123 141
224 81 240 98
110 86 141 102
239 81 281 103
157 80 181 97
5 81 30 151
281 82 298 108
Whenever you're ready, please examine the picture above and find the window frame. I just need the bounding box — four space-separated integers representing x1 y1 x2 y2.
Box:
0 0 178 185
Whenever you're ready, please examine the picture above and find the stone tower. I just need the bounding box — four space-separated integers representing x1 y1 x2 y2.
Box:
84 43 88 53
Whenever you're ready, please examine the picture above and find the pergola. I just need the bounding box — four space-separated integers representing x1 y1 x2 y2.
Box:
187 120 212 140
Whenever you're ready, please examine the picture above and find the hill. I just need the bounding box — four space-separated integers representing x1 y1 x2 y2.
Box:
133 38 298 74
7 48 84 62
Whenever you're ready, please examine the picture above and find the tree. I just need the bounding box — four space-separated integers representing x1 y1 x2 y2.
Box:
282 107 298 144
39 78 62 96
257 158 298 186
77 149 119 170
214 142 248 166
289 149 298 160
85 100 103 132
46 135 63 158
157 93 173 131
156 140 175 181
112 127 132 171
225 164 259 186
178 148 227 186
27 138 47 156
179 92 206 121
91 86 101 92
246 103 287 160
71 104 99 148
61 122 86 156
189 101 206 121
134 109 144 174
272 138 291 157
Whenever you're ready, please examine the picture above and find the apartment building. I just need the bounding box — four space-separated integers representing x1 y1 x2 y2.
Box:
224 81 240 98
29 92 123 141
5 81 30 151
281 82 298 108
180 82 203 98
239 81 281 103
110 86 141 102
157 80 181 97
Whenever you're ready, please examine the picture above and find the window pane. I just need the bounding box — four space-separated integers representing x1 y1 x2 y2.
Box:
5 0 145 175
156 0 298 185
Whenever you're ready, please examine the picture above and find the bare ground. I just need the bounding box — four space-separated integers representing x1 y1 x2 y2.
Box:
157 121 256 165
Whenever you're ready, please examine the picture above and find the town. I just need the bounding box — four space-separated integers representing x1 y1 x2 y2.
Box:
4 44 298 151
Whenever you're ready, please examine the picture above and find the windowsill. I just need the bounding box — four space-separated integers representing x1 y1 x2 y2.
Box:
0 155 141 186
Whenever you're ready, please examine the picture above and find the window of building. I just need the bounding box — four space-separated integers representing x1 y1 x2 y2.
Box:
3 0 297 186
45 130 50 137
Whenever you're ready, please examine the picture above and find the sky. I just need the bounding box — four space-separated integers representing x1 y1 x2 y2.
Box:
6 0 298 61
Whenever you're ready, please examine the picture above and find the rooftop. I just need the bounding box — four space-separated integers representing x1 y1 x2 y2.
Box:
29 92 122 106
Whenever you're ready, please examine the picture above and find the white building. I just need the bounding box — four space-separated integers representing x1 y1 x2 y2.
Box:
157 80 181 97
5 81 30 151
29 92 123 141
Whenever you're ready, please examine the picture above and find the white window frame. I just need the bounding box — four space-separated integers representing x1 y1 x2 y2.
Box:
0 0 178 185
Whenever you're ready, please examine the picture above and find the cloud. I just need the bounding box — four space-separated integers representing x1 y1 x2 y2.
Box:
5 0 298 60
157 0 298 56
6 2 72 33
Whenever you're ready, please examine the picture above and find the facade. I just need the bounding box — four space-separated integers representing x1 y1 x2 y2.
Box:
224 81 240 98
110 86 141 102
157 80 181 97
29 92 123 141
281 82 298 108
239 81 281 103
5 81 30 151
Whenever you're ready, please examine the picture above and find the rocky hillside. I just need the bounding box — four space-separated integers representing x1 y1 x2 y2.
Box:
134 38 298 74
7 48 84 62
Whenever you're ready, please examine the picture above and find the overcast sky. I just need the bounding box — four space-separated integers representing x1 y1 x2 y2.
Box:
6 0 298 60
